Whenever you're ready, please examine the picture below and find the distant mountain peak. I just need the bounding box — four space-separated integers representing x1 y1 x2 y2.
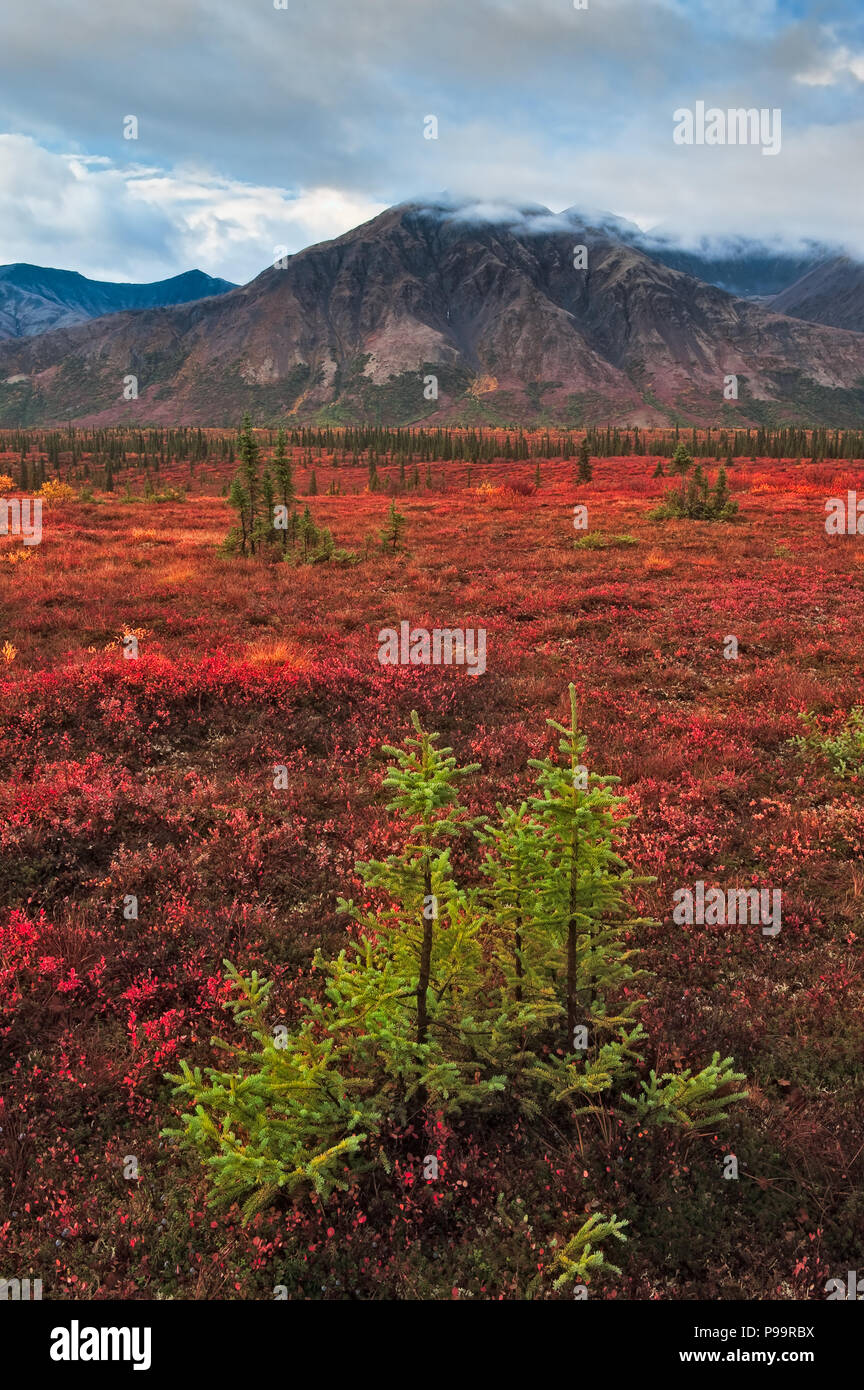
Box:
0 264 237 341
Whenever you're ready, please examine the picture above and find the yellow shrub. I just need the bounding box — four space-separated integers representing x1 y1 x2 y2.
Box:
37 479 78 503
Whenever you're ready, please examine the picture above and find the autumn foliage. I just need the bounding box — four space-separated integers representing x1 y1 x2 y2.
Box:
1 435 862 1299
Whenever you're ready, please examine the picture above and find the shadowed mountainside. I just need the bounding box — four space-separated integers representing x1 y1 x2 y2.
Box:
0 264 236 341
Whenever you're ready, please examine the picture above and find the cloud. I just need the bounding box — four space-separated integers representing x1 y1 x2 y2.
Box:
121 171 386 281
0 136 385 282
795 45 864 86
535 119 864 256
0 0 817 195
0 136 177 280
2 1 864 277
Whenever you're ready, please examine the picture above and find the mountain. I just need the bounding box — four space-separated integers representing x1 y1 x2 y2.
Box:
619 234 830 300
2 200 864 427
558 213 833 300
560 212 853 304
769 257 864 333
0 265 237 340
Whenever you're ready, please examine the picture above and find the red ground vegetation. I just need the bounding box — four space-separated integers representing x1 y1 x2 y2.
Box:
1 446 862 1299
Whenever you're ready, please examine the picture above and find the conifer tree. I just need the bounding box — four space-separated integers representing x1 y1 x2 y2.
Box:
237 414 261 554
651 464 738 522
479 804 548 1002
669 441 694 476
261 470 276 545
271 428 295 550
527 686 651 1059
683 463 710 516
380 500 406 555
354 714 481 1046
577 438 593 482
227 475 250 554
711 465 736 519
168 696 746 1220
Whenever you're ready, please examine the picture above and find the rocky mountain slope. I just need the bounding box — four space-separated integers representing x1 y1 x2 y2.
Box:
770 256 864 334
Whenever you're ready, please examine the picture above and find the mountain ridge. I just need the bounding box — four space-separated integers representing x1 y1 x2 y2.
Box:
0 264 237 341
2 201 864 427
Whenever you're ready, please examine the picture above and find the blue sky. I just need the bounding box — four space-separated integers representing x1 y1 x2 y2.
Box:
0 0 862 283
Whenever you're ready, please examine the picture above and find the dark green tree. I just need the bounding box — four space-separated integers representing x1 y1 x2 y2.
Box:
380 500 406 555
710 465 737 519
528 686 651 1048
578 438 593 482
236 414 262 554
261 470 276 545
271 428 295 550
669 441 694 476
226 475 250 554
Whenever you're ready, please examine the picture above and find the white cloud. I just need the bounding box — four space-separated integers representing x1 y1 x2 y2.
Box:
795 45 864 87
123 171 386 281
2 2 863 276
0 135 386 283
428 115 864 258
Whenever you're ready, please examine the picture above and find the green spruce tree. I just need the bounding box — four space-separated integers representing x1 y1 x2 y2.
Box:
271 428 295 550
669 441 694 476
578 438 593 482
236 414 261 554
380 500 406 555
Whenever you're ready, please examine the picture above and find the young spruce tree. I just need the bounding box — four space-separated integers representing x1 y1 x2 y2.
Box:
236 414 261 554
271 427 295 551
167 694 747 1223
526 686 653 1099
